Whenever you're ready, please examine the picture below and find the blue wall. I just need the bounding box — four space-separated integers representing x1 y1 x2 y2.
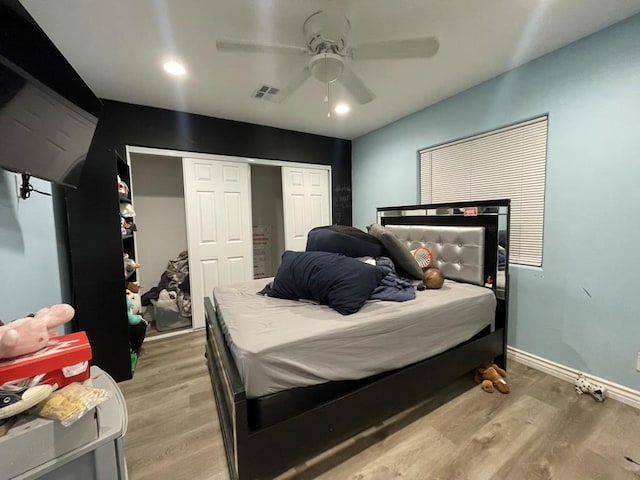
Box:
353 15 640 390
0 171 67 321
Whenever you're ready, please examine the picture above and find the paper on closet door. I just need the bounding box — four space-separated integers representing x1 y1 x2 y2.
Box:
253 225 272 279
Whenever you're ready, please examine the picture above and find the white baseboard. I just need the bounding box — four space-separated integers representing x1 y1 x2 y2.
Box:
144 327 197 343
507 346 640 410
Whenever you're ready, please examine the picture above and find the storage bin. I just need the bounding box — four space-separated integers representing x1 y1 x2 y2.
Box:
151 299 191 331
1 367 127 480
0 407 99 479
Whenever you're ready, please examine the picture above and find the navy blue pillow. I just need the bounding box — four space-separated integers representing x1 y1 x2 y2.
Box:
267 251 387 315
306 225 384 258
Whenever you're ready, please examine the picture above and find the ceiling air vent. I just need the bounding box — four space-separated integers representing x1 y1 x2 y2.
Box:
253 85 280 101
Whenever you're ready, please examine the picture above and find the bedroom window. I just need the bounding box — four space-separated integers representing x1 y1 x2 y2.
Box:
419 116 548 266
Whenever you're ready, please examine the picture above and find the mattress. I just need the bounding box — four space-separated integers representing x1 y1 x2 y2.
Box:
213 278 496 398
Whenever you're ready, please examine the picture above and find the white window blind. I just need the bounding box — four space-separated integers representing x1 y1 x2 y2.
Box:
420 116 547 266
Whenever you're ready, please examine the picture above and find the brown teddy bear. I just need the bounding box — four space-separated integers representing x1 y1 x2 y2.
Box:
474 364 509 394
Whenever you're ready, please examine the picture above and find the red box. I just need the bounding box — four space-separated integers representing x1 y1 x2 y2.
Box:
0 331 92 388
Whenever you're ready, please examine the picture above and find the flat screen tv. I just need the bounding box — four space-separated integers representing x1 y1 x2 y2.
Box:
0 54 98 189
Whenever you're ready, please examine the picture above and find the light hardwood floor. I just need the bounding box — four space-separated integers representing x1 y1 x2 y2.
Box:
120 331 640 480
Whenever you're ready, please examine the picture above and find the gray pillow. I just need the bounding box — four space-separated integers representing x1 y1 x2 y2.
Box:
367 223 424 280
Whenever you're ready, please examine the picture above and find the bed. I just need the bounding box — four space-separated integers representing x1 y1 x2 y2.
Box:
205 200 510 479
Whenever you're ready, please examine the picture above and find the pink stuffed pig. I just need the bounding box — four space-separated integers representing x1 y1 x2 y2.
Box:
0 304 75 359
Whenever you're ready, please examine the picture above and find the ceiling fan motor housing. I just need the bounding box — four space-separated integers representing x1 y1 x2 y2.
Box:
303 11 350 54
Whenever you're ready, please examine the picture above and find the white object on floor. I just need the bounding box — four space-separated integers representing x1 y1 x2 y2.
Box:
508 346 640 409
574 373 607 402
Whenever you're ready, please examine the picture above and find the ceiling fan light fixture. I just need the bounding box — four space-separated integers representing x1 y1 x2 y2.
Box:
163 61 187 76
334 103 350 115
309 53 344 83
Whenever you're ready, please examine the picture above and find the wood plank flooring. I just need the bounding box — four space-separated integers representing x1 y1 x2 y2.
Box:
120 331 640 480
119 330 226 480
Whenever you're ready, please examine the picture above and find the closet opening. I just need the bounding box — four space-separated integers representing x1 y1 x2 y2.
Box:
129 153 191 339
125 146 331 339
250 164 285 279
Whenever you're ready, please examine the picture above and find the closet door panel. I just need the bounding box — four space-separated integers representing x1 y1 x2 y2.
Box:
291 194 306 240
197 192 217 242
310 194 325 226
202 258 223 319
228 257 247 284
282 166 331 251
183 158 253 329
224 192 243 241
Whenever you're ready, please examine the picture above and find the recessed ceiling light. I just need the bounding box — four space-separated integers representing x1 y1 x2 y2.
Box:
334 103 350 115
163 61 186 76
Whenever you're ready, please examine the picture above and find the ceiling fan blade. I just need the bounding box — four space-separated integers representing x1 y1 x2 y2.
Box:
216 39 308 56
272 67 312 103
352 36 439 60
337 65 375 104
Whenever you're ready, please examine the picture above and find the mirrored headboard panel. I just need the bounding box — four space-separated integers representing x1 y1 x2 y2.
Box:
377 199 510 300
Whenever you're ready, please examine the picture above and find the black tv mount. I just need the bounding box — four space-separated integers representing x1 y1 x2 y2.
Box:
19 173 51 200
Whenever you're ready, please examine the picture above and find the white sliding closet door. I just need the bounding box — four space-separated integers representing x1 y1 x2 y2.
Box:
183 158 253 329
282 166 331 251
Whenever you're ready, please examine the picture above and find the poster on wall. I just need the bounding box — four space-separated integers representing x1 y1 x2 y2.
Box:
253 225 271 279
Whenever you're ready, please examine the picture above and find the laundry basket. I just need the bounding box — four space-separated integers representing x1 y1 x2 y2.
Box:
150 299 191 331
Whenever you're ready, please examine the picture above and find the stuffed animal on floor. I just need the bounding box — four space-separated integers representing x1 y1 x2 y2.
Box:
574 374 606 402
0 304 74 359
474 363 509 394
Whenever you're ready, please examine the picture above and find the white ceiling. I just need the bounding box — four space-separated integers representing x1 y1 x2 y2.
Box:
21 0 640 140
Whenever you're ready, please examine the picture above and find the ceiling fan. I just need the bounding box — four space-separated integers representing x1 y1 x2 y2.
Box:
216 10 439 105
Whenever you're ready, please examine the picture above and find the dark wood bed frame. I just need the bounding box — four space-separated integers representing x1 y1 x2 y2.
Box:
205 200 510 480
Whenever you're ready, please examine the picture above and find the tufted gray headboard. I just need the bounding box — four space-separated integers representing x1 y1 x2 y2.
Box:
384 224 486 286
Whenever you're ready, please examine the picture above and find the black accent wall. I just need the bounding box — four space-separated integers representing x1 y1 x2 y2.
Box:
0 0 102 117
65 100 352 381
